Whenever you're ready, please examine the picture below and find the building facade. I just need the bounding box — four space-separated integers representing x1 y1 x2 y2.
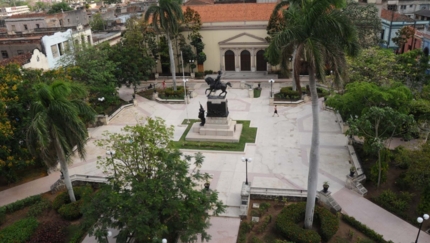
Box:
0 6 30 17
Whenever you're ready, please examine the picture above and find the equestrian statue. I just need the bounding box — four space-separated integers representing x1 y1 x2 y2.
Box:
205 71 232 98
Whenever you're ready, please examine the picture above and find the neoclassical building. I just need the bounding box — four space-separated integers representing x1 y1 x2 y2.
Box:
179 3 277 73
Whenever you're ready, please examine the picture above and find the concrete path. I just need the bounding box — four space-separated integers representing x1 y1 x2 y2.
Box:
0 80 428 243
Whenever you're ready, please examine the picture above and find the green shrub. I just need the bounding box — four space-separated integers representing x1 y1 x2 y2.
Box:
251 236 264 243
259 202 270 214
341 214 387 243
393 146 411 169
251 209 260 217
0 217 39 243
0 194 42 215
375 189 411 212
275 203 321 243
195 72 204 79
27 198 51 217
418 184 430 214
256 215 272 234
204 70 214 75
237 221 252 243
395 173 411 190
0 211 5 225
58 201 82 220
369 162 388 184
315 205 339 241
28 219 69 243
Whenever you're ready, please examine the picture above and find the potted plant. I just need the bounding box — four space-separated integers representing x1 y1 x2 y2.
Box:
204 180 210 190
350 166 356 177
323 181 329 193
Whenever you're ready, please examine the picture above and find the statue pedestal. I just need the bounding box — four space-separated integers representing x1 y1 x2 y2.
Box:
185 97 242 143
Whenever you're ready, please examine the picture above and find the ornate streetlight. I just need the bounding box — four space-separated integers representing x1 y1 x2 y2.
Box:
241 157 252 185
189 59 194 73
268 79 275 97
415 213 429 243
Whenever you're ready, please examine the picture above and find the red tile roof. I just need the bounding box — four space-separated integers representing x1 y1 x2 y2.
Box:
183 3 277 22
381 9 414 22
0 52 32 66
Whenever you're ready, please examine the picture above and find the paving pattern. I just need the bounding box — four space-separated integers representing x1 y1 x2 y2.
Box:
1 81 429 243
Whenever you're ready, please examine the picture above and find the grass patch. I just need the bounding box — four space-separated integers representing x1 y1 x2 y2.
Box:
171 119 257 151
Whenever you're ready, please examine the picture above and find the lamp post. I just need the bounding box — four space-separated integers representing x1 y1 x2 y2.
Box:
183 78 189 124
268 79 275 97
189 59 194 73
241 157 252 185
415 213 429 243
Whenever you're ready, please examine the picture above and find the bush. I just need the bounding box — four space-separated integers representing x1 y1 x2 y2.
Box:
204 70 214 75
276 203 338 243
27 219 70 243
58 201 82 220
251 236 264 243
27 198 51 217
393 146 411 169
341 214 388 243
251 209 260 217
0 217 39 243
275 203 321 243
0 194 42 215
418 184 430 214
195 72 204 79
237 221 252 243
375 189 411 212
255 215 272 234
0 211 5 226
259 202 270 214
53 186 92 220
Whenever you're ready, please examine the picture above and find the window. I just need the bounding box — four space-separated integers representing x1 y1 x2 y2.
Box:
410 5 413 8
36 24 39 28
59 19 63 26
11 25 15 31
68 19 70 23
401 5 406 10
63 41 69 52
51 45 59 58
81 35 86 47
1 50 8 59
58 43 63 56
17 50 24 55
23 24 27 30
388 5 397 11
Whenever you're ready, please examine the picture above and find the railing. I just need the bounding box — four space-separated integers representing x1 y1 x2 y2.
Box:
250 187 308 198
50 174 108 192
108 103 134 121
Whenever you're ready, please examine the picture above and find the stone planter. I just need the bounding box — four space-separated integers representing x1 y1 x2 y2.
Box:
155 73 159 79
191 72 195 78
236 67 240 72
323 184 329 193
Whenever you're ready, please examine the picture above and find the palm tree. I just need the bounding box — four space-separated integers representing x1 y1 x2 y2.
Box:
266 0 359 228
145 0 184 91
27 81 96 202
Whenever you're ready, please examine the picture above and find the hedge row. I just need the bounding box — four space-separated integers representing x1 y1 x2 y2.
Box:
341 214 393 243
0 217 39 243
276 203 321 243
0 194 42 215
276 202 339 243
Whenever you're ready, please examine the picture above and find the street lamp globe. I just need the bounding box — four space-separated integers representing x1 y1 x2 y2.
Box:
417 217 424 223
162 239 167 243
424 214 429 220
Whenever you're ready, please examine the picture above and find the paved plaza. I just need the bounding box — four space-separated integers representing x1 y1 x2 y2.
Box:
1 81 429 243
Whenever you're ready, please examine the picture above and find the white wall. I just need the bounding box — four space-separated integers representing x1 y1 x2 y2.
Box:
22 49 49 71
41 29 73 69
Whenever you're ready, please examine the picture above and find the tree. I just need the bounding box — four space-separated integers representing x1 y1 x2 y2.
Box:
83 118 225 243
266 0 360 228
326 82 413 120
90 13 106 32
343 1 382 49
32 1 51 12
346 47 398 86
48 2 72 14
26 81 96 202
395 49 430 92
145 0 184 91
392 26 415 54
348 107 414 187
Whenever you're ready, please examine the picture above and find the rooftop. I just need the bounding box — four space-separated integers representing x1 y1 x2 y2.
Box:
7 12 46 19
414 9 430 18
183 3 276 22
381 9 414 22
0 52 32 66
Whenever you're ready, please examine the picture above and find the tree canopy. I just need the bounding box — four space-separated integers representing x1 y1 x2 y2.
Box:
48 2 72 14
83 118 225 243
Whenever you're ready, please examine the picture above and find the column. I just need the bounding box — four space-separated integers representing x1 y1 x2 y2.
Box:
251 48 256 72
235 49 240 72
220 48 224 71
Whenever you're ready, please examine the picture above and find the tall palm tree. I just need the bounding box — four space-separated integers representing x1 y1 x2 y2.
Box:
145 0 184 91
27 81 96 202
267 0 359 228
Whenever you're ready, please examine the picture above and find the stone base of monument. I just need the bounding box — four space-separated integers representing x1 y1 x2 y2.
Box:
185 116 243 143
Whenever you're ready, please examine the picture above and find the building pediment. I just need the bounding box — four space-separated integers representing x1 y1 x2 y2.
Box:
219 32 268 46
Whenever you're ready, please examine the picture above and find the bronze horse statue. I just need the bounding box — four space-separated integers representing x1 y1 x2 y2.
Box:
205 77 232 97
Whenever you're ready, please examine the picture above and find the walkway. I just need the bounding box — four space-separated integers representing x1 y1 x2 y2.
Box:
0 80 428 243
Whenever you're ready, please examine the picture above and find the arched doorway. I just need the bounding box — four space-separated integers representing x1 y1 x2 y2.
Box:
241 50 251 71
256 50 267 71
224 50 235 71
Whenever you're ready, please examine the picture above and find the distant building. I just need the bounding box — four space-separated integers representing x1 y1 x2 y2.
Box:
387 0 430 18
0 6 30 17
